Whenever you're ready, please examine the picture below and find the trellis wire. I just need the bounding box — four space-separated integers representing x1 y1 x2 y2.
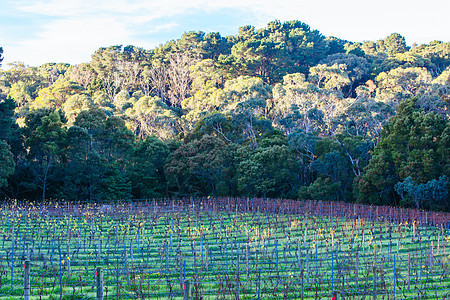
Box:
0 197 449 299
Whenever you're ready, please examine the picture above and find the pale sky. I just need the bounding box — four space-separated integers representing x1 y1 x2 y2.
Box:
1 0 449 68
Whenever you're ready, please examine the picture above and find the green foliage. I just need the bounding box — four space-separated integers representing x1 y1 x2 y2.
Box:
217 20 330 83
299 177 341 201
236 133 299 198
165 134 236 196
0 96 21 152
0 140 14 188
382 33 409 56
319 53 371 92
357 97 450 209
375 67 433 104
129 136 170 198
126 95 179 140
309 63 351 91
411 41 450 75
1 20 449 210
395 176 449 210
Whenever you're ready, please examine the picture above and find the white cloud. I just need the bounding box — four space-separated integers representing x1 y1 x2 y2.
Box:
7 15 132 65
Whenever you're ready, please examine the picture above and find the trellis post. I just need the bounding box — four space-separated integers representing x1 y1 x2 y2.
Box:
183 280 190 300
96 267 104 300
24 260 30 300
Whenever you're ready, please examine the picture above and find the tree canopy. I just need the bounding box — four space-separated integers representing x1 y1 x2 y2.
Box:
0 20 449 210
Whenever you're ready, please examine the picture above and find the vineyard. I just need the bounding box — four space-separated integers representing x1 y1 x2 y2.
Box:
0 198 449 299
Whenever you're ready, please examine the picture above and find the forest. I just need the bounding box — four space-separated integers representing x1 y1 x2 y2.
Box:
0 20 449 210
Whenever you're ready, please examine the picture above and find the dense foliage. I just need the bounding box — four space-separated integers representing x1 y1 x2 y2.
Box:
1 20 449 210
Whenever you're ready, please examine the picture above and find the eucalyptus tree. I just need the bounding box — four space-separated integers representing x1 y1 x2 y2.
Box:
66 63 95 90
125 95 179 140
167 52 198 107
375 66 433 105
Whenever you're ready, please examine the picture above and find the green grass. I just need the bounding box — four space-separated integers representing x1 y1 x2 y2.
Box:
0 200 448 299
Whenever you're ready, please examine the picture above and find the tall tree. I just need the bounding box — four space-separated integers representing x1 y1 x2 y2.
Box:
129 136 170 198
0 95 16 191
0 141 14 189
381 33 409 56
167 52 197 107
24 111 67 201
236 132 298 198
165 134 236 196
357 97 450 209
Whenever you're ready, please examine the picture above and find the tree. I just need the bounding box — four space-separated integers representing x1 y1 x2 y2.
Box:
148 65 168 102
203 32 232 60
382 33 409 56
379 52 435 74
62 126 101 201
176 31 207 57
165 134 236 196
113 90 132 112
338 85 394 138
294 133 372 202
0 140 14 188
308 63 351 91
182 75 272 143
24 111 67 201
8 82 33 113
73 108 107 137
125 95 179 140
129 136 170 198
32 77 84 109
375 67 433 105
216 20 330 84
236 133 298 198
62 94 95 124
357 97 450 209
288 128 318 185
167 52 198 107
0 96 22 154
410 41 450 76
91 45 124 101
319 53 371 94
269 73 345 135
66 63 95 90
0 46 3 67
395 176 449 210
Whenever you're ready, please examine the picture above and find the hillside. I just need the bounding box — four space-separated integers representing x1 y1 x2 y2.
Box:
0 20 449 210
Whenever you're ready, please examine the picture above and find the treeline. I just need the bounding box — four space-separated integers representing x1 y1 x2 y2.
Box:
0 20 449 210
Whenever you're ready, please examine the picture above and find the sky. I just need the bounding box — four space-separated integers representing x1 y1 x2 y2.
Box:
1 0 449 68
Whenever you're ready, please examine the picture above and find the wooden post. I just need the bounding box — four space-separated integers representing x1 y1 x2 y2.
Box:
67 258 71 278
236 254 240 300
24 260 30 300
393 256 396 299
301 268 304 300
331 251 334 291
257 269 261 300
11 228 15 289
116 257 120 300
407 254 411 291
96 267 103 300
372 267 377 300
183 280 190 300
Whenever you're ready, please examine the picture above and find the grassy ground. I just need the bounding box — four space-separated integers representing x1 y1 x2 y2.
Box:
0 199 449 299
